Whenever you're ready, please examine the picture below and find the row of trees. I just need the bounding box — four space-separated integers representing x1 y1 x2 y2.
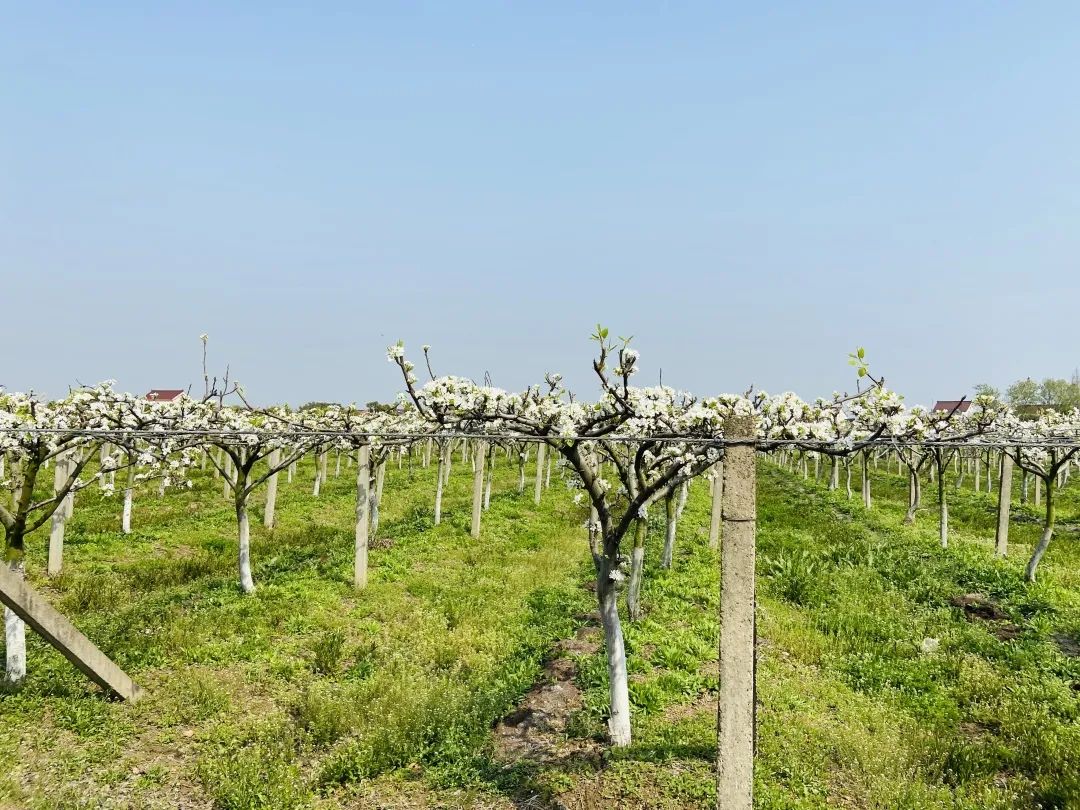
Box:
3 336 1078 748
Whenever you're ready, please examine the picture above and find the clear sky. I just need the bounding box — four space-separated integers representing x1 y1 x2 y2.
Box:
3 3 1078 407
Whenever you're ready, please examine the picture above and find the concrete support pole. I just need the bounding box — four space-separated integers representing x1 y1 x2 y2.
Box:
533 443 546 505
995 452 1014 557
717 416 756 810
48 453 72 576
0 563 143 701
354 445 371 589
471 441 486 539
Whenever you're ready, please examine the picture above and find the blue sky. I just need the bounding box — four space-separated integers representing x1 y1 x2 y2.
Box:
3 2 1078 406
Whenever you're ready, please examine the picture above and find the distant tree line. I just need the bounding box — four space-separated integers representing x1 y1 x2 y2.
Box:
975 372 1080 412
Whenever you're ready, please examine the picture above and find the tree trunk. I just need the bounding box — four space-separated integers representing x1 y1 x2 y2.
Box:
861 451 871 509
121 460 135 534
627 519 647 621
4 556 26 683
995 453 1013 557
938 463 948 548
903 467 920 524
1025 481 1055 583
236 494 255 594
661 490 677 569
545 450 552 489
375 461 386 507
483 445 494 510
434 446 445 526
264 450 280 529
709 460 724 549
471 442 485 539
355 446 370 589
596 566 631 747
517 451 526 494
676 480 689 519
845 459 852 499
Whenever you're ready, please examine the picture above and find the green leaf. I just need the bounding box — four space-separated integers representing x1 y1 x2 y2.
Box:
857 347 865 359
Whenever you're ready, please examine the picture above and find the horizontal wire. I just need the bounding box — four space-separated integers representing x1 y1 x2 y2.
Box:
0 427 1078 450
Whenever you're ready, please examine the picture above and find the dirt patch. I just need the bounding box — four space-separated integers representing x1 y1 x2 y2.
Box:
950 593 1024 641
372 537 394 550
493 624 603 765
950 593 1009 622
1052 633 1080 658
662 689 715 725
958 720 997 740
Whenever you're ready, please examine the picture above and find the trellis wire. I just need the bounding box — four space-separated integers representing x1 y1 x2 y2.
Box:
1 427 1078 450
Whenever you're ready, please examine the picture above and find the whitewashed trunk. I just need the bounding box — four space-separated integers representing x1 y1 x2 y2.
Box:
862 452 871 509
661 491 677 569
264 450 280 529
627 519 647 620
237 496 255 594
995 453 1013 557
709 460 724 548
5 559 26 682
483 447 493 510
676 480 689 519
434 449 445 526
598 572 631 746
122 487 133 534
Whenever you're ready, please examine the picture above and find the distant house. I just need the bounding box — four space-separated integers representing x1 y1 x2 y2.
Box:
930 400 972 414
146 389 185 402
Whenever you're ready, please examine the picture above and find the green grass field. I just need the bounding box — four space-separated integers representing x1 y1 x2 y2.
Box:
1 451 1077 809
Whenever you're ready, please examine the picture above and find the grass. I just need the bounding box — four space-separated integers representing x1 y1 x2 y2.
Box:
0 450 1078 808
0 450 592 808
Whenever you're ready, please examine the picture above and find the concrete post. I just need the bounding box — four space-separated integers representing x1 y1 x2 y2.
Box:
48 453 71 576
717 416 756 810
354 445 371 589
533 443 546 505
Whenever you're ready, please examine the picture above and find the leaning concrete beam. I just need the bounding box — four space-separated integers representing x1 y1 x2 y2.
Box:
0 564 143 701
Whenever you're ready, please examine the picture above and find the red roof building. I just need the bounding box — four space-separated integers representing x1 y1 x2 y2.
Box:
146 389 185 401
930 400 972 414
